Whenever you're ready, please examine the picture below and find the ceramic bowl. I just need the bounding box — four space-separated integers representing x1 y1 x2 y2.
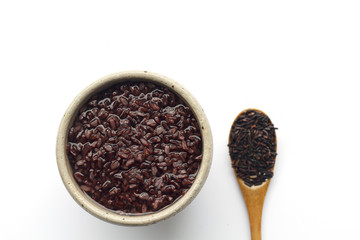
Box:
56 70 212 225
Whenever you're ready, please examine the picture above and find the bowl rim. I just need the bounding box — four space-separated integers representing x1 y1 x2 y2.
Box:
56 70 213 225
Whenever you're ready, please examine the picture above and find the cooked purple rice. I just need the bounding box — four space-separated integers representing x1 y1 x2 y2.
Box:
67 81 202 214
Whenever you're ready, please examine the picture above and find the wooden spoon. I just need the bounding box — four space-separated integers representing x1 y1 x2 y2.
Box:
228 109 277 240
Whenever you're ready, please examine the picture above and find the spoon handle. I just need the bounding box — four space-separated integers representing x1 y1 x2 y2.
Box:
237 178 270 240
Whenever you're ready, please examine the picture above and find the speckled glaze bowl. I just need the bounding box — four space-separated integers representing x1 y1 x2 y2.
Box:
56 70 212 225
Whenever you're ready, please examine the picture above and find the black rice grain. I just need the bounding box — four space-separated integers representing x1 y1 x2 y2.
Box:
228 109 277 187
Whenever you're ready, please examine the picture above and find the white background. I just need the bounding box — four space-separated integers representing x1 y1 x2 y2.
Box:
1 1 359 239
